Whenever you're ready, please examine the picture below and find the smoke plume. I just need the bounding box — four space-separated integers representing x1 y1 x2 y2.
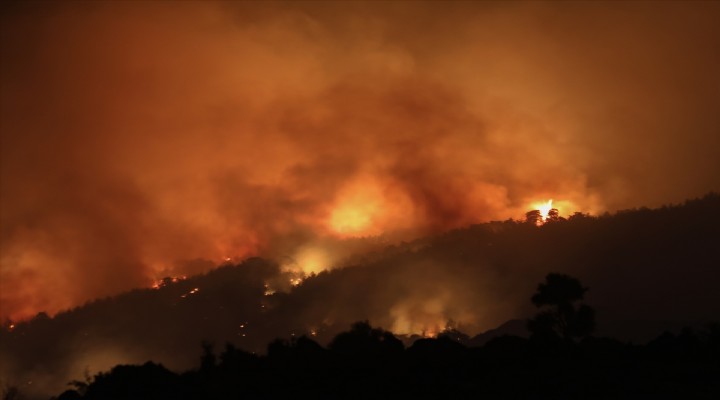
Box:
2 1 720 321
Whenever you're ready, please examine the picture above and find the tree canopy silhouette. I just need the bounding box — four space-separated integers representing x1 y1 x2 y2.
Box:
527 273 595 340
328 320 404 359
525 209 542 225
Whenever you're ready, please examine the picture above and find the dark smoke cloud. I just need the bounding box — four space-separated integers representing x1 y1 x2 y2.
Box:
1 1 719 321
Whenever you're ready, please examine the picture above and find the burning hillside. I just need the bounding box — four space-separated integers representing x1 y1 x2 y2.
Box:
1 195 719 397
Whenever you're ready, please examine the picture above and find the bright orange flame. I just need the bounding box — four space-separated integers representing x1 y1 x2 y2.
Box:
150 275 187 290
422 326 445 338
538 199 553 221
526 198 582 223
263 283 276 296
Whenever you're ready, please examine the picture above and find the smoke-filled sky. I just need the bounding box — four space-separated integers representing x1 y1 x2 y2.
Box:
1 1 719 322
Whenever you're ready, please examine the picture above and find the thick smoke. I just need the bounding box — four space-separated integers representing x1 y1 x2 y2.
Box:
2 1 720 322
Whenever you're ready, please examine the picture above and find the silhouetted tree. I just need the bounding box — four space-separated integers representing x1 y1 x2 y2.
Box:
82 362 181 400
200 341 216 372
67 368 92 397
328 321 403 358
546 208 561 222
56 390 82 400
525 210 542 225
527 273 595 340
568 211 590 220
49 315 720 400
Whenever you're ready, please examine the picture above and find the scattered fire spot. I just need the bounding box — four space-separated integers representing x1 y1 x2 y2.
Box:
263 283 276 296
151 276 187 290
180 288 200 298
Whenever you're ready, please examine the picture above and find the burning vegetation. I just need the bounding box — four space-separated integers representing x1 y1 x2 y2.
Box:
2 194 719 399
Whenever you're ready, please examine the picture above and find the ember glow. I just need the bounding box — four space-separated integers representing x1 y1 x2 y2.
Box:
263 284 276 297
1 1 720 324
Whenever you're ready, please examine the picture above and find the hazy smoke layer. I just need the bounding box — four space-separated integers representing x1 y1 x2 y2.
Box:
2 1 719 321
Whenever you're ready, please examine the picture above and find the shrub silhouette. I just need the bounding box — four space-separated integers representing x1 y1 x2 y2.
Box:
46 317 720 399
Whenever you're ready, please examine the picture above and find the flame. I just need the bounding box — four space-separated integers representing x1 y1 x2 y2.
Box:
537 199 553 221
180 287 200 298
150 275 187 290
527 198 582 223
290 277 303 287
263 283 276 296
422 326 445 338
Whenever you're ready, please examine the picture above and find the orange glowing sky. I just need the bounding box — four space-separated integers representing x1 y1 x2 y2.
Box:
1 1 720 322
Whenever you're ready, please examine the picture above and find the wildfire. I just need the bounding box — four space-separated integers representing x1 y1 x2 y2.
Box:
326 177 390 237
390 299 450 337
290 277 303 287
422 326 445 338
151 275 187 290
537 199 553 221
180 287 200 298
330 206 373 235
528 198 583 224
263 283 276 296
290 246 330 275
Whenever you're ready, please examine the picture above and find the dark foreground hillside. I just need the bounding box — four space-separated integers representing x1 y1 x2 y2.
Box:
2 193 719 398
50 321 720 400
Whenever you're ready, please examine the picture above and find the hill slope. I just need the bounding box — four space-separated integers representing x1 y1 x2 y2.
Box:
1 193 719 397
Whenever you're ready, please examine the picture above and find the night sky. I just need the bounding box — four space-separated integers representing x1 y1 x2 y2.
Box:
2 1 720 324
